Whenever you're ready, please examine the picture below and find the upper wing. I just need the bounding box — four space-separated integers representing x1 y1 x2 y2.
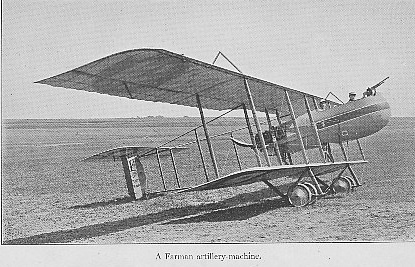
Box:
36 49 336 118
181 160 367 191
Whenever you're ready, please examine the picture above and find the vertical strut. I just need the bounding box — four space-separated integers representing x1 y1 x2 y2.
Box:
308 167 323 194
347 164 362 186
304 96 326 162
284 90 309 164
194 129 209 182
196 94 220 179
230 132 242 170
356 139 366 160
275 107 293 165
264 108 283 165
169 149 180 188
243 104 262 167
275 108 283 126
243 78 271 166
325 143 335 162
339 140 362 186
312 97 319 110
155 148 167 191
338 140 348 161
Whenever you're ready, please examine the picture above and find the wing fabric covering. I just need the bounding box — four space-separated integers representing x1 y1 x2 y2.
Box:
181 161 367 191
36 49 335 118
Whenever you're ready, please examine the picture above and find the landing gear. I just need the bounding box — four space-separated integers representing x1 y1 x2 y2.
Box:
265 163 362 207
284 164 362 207
287 184 312 207
330 176 352 193
343 176 357 189
328 163 362 194
302 182 318 204
286 181 321 207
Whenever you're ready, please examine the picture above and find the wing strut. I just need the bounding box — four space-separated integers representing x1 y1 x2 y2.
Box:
356 139 366 161
230 132 243 171
196 94 220 179
304 95 326 162
284 90 309 164
244 78 271 166
169 149 181 188
338 140 362 186
194 129 210 182
155 148 167 191
264 108 283 165
312 97 319 110
212 51 271 166
242 103 262 167
285 90 324 194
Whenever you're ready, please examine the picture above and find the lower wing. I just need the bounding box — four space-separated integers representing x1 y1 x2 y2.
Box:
181 160 367 191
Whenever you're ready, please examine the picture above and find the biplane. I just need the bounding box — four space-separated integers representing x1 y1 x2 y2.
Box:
36 49 390 207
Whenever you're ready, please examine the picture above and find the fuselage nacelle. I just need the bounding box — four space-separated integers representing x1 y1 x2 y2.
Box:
307 93 390 143
273 93 391 152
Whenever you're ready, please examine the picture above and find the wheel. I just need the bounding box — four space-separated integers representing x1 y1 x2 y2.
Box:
302 182 317 195
302 182 318 204
287 183 312 207
343 176 357 188
331 176 352 194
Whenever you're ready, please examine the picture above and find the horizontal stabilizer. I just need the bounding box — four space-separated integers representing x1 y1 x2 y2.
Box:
181 160 367 192
84 146 187 161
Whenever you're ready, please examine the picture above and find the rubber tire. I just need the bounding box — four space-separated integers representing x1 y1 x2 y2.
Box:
287 183 312 207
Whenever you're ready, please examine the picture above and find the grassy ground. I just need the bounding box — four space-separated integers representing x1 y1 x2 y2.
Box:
2 117 414 243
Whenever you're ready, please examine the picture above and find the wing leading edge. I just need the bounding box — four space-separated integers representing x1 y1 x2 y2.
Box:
36 49 337 118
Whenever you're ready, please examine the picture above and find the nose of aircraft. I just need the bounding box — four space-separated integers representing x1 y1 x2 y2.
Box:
339 93 391 141
361 94 391 138
378 101 391 127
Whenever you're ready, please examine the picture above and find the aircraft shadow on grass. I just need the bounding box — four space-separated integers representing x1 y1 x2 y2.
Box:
68 196 134 209
4 186 292 245
67 191 172 210
162 197 289 225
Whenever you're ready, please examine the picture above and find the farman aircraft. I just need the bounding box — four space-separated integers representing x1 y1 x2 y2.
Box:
37 49 390 207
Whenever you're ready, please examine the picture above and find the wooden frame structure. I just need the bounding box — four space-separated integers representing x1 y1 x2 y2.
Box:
37 49 391 207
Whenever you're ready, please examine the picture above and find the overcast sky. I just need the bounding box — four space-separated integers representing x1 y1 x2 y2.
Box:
2 0 414 118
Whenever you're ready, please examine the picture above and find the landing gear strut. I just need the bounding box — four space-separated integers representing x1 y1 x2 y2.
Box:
271 164 362 207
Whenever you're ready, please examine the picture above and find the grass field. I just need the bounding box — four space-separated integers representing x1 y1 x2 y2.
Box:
2 117 414 243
